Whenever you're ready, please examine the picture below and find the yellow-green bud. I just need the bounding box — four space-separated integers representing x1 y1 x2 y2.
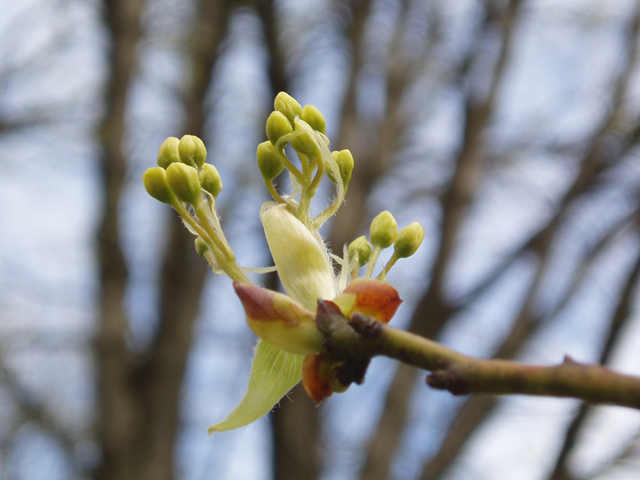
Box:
266 111 293 146
329 149 354 187
300 104 326 134
394 222 425 258
157 137 180 169
195 236 210 258
370 211 398 249
199 163 223 198
274 91 302 126
166 162 201 204
257 141 285 180
348 236 372 266
290 128 320 158
143 167 176 204
178 134 207 169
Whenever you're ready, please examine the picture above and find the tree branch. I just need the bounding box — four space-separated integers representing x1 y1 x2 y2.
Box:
417 4 640 476
546 249 640 480
361 2 524 477
317 301 640 410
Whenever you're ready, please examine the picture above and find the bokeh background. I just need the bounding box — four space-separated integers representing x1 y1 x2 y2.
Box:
1 0 640 479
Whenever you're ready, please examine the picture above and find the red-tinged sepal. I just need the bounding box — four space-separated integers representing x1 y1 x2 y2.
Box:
233 281 323 356
331 278 402 323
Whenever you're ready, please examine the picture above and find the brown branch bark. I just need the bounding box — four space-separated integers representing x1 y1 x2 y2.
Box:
418 213 640 480
316 303 640 410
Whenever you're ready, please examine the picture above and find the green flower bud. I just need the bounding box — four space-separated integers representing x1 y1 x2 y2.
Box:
329 149 354 187
370 210 398 249
300 104 326 134
178 134 207 169
166 162 201 204
266 111 293 146
348 236 372 266
143 167 176 204
257 141 285 180
394 222 425 258
290 128 320 158
274 91 302 126
157 137 180 169
199 163 223 198
195 236 210 258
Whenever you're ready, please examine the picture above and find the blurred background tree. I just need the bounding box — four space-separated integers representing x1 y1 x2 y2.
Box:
1 0 640 479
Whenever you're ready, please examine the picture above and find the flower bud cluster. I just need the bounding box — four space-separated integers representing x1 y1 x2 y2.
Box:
345 210 425 281
144 94 428 425
143 135 248 283
257 92 354 230
144 97 425 297
145 135 221 203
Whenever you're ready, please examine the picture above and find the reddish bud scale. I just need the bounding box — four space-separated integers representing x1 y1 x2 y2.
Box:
233 281 307 326
333 278 402 324
302 354 335 402
233 281 322 356
302 279 402 403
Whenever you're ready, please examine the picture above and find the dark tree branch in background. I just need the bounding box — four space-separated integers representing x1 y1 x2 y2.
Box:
257 0 287 95
271 382 321 480
96 1 242 479
418 4 640 480
329 0 374 250
328 4 422 473
0 360 80 475
139 2 239 479
360 2 524 478
256 2 322 478
547 252 640 480
95 0 147 478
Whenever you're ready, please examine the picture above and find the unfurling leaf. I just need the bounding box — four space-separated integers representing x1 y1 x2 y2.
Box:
208 341 302 433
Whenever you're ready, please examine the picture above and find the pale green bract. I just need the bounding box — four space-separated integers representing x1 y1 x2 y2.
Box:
209 202 334 432
208 341 302 432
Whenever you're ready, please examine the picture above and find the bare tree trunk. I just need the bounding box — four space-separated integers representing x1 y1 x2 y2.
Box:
272 384 322 480
95 1 147 478
95 1 238 479
137 1 236 475
257 1 323 477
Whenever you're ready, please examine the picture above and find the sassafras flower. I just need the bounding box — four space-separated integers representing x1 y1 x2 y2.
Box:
142 93 424 432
